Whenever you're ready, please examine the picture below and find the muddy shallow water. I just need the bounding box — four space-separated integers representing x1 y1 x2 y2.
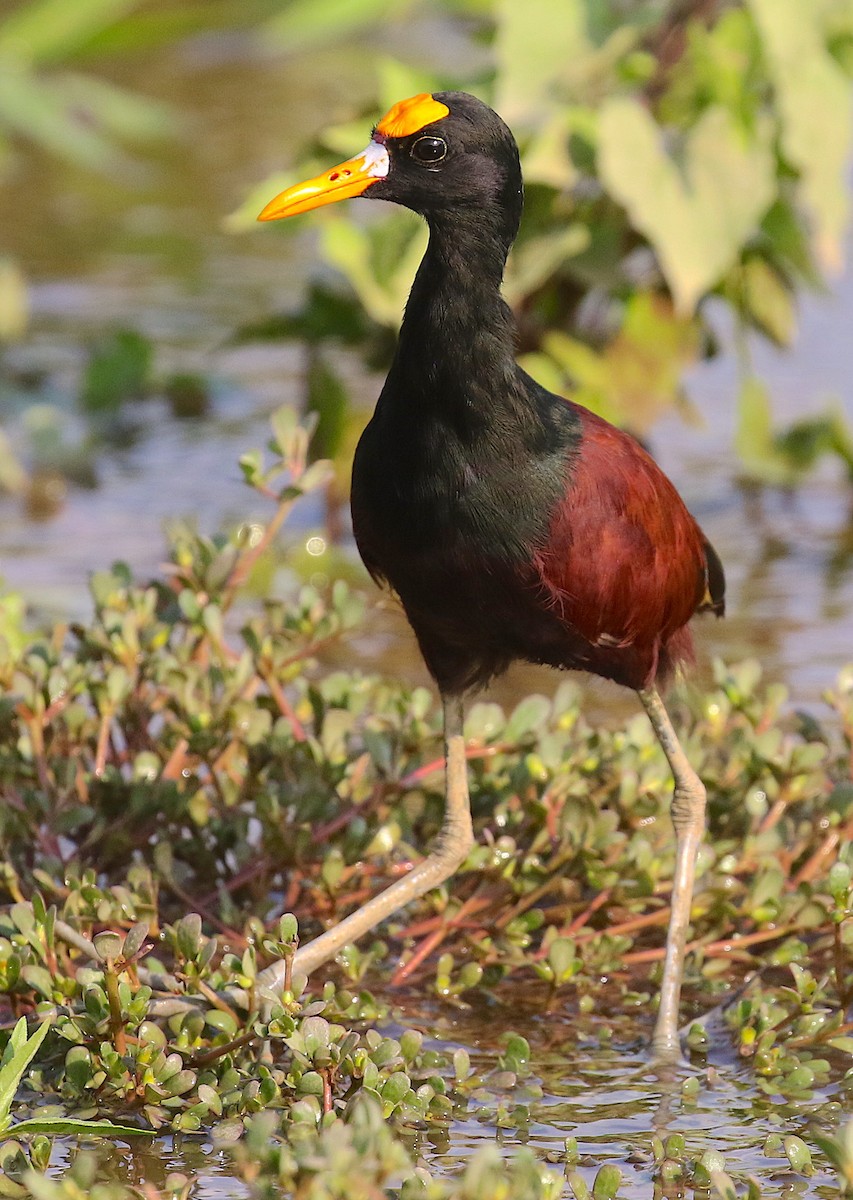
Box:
1 26 852 1196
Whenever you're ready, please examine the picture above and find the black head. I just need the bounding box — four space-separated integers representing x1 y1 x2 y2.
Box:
368 92 523 234
258 91 524 245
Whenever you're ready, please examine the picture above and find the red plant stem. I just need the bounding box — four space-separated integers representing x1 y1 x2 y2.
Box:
261 670 307 743
392 926 448 985
161 737 189 781
392 891 486 985
94 709 112 778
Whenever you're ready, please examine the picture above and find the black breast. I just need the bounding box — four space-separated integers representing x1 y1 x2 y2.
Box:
350 372 583 693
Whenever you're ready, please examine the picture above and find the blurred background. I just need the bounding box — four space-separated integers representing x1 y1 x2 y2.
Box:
0 0 852 713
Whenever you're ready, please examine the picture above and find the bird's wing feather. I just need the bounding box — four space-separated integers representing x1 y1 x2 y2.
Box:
533 409 710 652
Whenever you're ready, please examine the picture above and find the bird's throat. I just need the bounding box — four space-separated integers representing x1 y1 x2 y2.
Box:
391 213 519 429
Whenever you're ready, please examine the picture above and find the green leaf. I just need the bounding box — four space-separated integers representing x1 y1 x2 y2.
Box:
0 0 138 66
3 1117 153 1139
320 214 427 329
738 258 797 346
495 0 592 122
734 376 791 485
748 0 852 272
592 1164 622 1200
597 100 776 312
505 694 551 741
0 1021 51 1131
783 1135 813 1173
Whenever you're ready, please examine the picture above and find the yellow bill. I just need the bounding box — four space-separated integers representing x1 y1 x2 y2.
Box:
257 141 390 221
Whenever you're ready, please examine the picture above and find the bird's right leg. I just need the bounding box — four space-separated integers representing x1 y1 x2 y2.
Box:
256 693 474 992
639 686 707 1062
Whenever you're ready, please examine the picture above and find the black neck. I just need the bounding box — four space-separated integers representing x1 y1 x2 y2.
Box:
387 205 521 433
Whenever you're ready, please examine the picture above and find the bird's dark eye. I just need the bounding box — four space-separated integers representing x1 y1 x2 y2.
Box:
411 136 447 165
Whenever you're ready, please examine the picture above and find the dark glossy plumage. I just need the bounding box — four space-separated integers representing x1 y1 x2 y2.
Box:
350 91 724 696
256 90 724 1057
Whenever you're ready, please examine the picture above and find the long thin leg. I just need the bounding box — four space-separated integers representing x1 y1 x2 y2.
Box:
638 686 707 1061
256 694 474 992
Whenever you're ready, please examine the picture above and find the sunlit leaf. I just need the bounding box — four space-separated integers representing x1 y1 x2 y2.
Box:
505 225 589 304
320 213 426 328
495 0 647 125
737 258 797 346
749 0 853 272
3 1117 153 1138
0 259 28 343
494 0 592 123
0 0 138 66
597 100 776 313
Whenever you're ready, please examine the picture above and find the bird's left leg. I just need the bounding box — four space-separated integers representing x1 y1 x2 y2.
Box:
255 693 474 994
638 686 706 1061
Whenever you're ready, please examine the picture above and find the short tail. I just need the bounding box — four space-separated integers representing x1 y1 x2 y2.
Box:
699 536 726 617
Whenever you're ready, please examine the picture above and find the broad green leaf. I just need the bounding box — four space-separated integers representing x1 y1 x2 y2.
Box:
494 0 591 122
504 225 589 305
531 294 700 429
0 0 137 66
0 1021 50 1131
519 110 579 189
597 100 776 312
738 258 797 346
496 0 645 123
749 0 852 272
505 694 551 741
3 1117 153 1139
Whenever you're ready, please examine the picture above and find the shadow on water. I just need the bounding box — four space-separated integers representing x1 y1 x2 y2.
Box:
1 28 852 1196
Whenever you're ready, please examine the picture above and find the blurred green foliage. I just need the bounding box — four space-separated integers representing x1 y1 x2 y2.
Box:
0 0 176 178
2 0 852 492
236 0 853 484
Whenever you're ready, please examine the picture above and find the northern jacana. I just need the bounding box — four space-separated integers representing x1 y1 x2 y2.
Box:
256 92 724 1059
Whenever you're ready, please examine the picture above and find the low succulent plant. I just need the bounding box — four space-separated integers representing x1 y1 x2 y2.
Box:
0 409 851 1195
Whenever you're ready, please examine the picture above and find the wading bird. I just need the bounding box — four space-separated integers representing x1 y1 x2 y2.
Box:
257 92 724 1059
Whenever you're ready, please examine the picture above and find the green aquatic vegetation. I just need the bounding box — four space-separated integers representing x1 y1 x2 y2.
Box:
0 407 851 1193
